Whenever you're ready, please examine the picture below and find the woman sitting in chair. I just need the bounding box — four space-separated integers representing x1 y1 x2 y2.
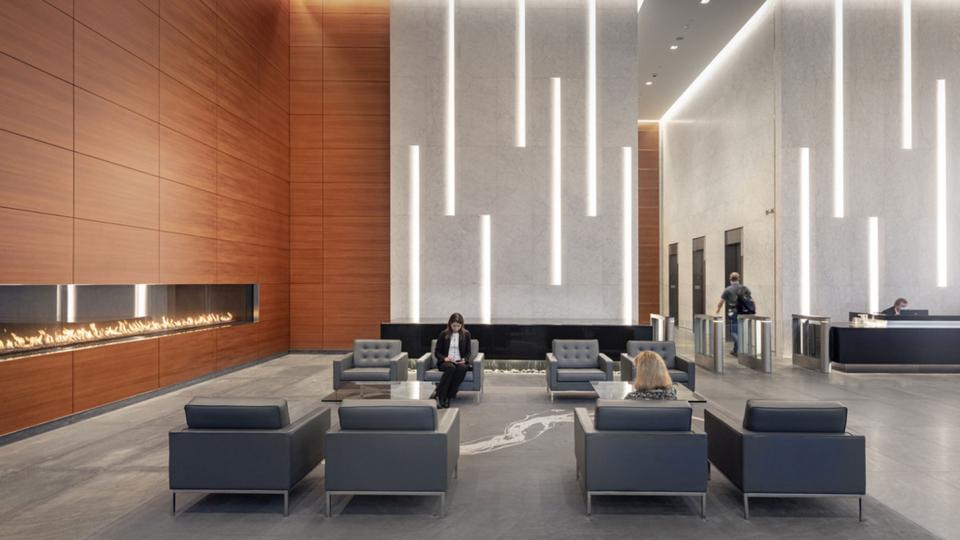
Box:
625 351 678 401
431 312 472 409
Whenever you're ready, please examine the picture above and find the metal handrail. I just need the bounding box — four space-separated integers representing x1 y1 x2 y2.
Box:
737 315 772 373
792 314 831 373
649 314 675 342
694 314 724 374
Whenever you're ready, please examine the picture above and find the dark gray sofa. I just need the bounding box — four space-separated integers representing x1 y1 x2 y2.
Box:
333 339 410 389
620 340 696 390
705 400 866 520
574 400 707 516
169 397 330 516
325 399 460 517
546 339 614 397
416 338 484 400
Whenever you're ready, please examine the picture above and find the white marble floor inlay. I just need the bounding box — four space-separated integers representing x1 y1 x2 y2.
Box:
461 409 572 456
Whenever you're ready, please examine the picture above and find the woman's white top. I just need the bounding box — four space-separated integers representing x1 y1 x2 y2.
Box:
449 332 461 361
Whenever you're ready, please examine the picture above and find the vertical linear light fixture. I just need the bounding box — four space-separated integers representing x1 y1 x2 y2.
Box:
621 147 632 325
551 77 563 286
902 0 912 150
480 215 492 324
586 0 597 217
66 284 77 324
937 79 947 287
410 145 421 322
445 0 456 216
516 0 526 147
799 148 811 315
833 0 844 218
868 217 879 313
134 284 148 318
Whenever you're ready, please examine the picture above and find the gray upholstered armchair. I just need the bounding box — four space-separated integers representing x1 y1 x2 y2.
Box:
169 398 330 516
620 340 696 390
546 339 614 397
705 400 866 520
416 339 484 400
575 400 708 516
333 339 409 389
324 400 460 517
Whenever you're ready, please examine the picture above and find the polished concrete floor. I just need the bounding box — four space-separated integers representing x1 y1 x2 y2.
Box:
0 340 956 539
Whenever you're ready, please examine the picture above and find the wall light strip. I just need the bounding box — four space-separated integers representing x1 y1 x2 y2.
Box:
621 146 632 325
902 0 912 150
134 284 148 318
66 284 77 324
637 0 644 13
937 79 947 287
445 0 456 216
516 0 526 148
660 0 772 122
586 0 597 217
410 145 421 322
799 147 811 315
834 0 844 218
480 215 492 324
551 77 562 286
868 217 879 313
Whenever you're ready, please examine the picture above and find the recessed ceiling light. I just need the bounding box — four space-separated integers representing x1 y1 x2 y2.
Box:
669 44 679 50
701 0 710 4
645 81 653 86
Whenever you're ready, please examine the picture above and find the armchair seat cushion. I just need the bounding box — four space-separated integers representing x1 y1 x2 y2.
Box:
667 369 689 383
557 368 607 382
340 367 392 381
423 369 475 383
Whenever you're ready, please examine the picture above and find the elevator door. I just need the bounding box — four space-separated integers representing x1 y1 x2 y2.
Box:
692 237 705 316
668 243 678 324
724 228 743 286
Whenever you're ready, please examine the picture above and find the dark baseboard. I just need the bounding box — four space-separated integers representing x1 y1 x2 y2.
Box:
832 363 960 373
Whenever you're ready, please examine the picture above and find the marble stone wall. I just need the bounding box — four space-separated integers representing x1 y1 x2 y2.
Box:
390 0 639 322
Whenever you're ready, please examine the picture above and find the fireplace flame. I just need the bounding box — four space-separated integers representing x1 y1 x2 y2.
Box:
0 312 234 355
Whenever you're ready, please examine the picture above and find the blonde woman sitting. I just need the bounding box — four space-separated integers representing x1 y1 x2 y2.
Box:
625 351 678 400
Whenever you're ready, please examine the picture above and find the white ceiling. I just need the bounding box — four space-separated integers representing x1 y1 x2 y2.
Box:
637 0 766 120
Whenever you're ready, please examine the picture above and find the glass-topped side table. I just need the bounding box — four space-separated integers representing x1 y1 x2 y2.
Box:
590 381 706 403
322 381 437 402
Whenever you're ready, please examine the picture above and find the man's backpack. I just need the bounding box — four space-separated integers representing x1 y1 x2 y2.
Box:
736 289 756 315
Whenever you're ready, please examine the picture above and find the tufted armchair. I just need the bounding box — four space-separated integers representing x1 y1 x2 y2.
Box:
416 339 485 401
546 339 614 397
620 340 696 390
333 340 409 390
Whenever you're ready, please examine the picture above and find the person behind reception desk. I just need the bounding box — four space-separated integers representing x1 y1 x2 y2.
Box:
430 312 472 409
881 298 909 316
625 352 678 401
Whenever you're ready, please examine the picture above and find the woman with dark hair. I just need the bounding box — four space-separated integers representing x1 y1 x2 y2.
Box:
431 312 472 408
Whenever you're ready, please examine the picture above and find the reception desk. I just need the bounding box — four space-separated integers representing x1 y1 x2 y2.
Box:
381 321 653 360
830 316 960 372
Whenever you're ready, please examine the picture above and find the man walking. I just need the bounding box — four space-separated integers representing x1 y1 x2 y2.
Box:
715 272 754 356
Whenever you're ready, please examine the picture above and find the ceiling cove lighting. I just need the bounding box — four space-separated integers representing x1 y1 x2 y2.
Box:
586 0 597 217
937 79 947 287
902 0 912 150
621 146 633 325
669 44 679 50
834 0 844 218
410 145 421 323
516 0 526 148
445 0 456 216
868 217 879 313
637 0 644 13
480 215 492 324
660 0 772 122
551 77 562 286
800 147 811 315
134 284 148 318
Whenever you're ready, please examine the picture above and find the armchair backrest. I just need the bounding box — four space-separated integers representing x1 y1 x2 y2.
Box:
743 400 847 433
338 399 438 431
625 340 676 369
184 397 290 429
353 339 402 367
431 338 480 361
594 400 691 431
552 339 599 368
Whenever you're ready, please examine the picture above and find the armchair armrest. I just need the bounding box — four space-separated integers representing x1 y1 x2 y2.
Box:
704 408 745 490
438 409 461 480
598 353 614 380
675 354 696 391
472 353 485 388
415 352 434 381
574 407 594 488
388 352 410 381
333 352 354 390
288 407 331 485
546 353 559 388
620 353 635 383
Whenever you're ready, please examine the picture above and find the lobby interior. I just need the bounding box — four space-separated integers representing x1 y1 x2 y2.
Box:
1 0 959 539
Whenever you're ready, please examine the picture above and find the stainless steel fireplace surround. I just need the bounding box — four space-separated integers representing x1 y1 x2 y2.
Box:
0 284 258 360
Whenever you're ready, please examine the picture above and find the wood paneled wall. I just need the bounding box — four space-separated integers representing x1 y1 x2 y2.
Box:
638 124 660 323
289 0 390 349
0 0 290 436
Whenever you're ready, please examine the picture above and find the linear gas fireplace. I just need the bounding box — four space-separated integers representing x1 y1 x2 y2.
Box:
0 284 258 360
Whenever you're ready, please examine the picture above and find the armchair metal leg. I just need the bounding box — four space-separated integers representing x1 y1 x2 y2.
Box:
859 497 863 522
283 491 289 517
576 464 579 479
454 464 458 479
700 494 706 519
171 493 176 515
586 492 592 515
743 494 749 520
325 493 332 518
438 493 445 518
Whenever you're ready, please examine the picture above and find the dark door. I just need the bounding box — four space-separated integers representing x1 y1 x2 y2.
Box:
723 228 743 342
692 237 705 316
668 243 678 325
